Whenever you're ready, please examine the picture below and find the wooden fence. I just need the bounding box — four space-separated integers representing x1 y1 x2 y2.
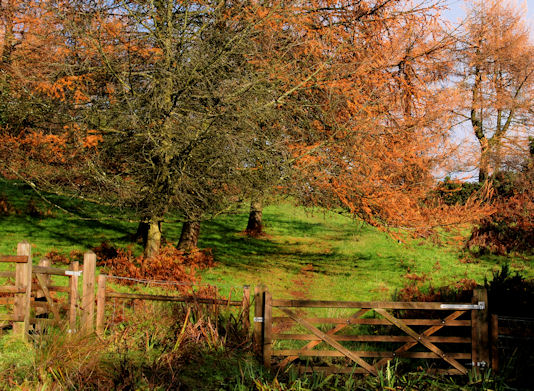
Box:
94 274 251 335
253 286 491 376
2 241 529 378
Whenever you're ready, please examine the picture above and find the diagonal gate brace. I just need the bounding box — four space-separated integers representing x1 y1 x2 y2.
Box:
374 308 468 375
280 308 378 375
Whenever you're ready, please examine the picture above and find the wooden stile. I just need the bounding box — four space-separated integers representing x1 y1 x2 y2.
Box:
81 252 96 333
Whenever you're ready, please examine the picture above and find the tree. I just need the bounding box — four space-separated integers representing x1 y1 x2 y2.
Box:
41 0 294 257
457 0 534 182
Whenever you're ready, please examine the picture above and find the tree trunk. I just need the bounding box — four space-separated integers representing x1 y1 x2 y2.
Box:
144 220 162 259
134 221 149 245
245 199 264 236
479 140 490 183
177 219 201 251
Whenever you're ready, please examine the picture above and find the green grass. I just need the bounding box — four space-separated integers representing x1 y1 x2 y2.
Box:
1 178 532 302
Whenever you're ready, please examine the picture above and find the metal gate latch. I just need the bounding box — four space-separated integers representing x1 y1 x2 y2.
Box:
254 317 264 323
440 301 485 310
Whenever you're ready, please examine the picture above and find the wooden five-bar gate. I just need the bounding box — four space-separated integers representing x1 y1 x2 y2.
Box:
253 286 490 375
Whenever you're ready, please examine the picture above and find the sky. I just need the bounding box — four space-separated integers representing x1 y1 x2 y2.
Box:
443 0 534 30
438 1 534 180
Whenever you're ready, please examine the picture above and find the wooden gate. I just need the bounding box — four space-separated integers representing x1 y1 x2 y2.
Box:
0 241 96 337
254 287 490 375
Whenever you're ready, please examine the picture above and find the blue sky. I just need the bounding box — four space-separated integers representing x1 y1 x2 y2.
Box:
443 0 534 30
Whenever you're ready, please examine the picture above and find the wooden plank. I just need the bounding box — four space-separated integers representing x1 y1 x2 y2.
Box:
272 317 470 327
300 366 464 376
273 334 470 343
0 297 15 305
375 310 466 369
81 252 96 333
32 265 72 276
299 366 372 375
13 253 25 335
0 286 26 293
96 274 106 335
374 308 468 375
253 285 265 357
241 285 250 333
279 308 370 369
34 259 50 323
0 271 15 278
471 288 489 372
35 273 61 322
491 314 498 372
263 290 272 369
297 365 463 376
0 255 29 263
273 299 472 310
105 292 242 306
0 314 23 321
280 307 378 375
33 285 70 293
29 317 54 324
273 350 471 359
69 261 79 332
18 242 32 338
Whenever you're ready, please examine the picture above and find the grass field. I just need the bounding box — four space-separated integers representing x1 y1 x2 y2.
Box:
1 178 532 301
1 178 533 390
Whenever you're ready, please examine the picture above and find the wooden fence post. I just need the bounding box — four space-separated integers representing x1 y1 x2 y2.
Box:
253 285 265 357
471 288 490 372
69 261 79 332
263 289 272 369
241 285 250 333
34 258 50 332
96 274 106 335
490 314 499 372
81 252 96 333
14 241 32 338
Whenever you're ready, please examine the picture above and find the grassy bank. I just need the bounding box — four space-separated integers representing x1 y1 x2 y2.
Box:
1 179 532 300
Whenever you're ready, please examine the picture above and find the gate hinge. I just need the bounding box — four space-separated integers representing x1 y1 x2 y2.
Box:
440 301 485 310
254 317 264 323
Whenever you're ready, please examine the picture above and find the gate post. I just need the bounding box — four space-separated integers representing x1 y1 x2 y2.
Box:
96 274 107 335
241 285 250 333
253 285 265 357
69 261 80 332
81 251 96 333
14 241 32 338
34 258 50 332
471 288 490 372
263 289 272 369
